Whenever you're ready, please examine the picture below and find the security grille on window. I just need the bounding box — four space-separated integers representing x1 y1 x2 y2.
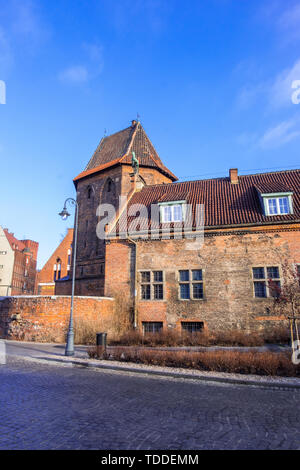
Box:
140 271 164 300
181 322 204 333
143 322 163 334
179 269 204 300
252 266 281 298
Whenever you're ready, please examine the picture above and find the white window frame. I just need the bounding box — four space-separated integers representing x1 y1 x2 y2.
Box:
260 192 293 216
159 201 187 223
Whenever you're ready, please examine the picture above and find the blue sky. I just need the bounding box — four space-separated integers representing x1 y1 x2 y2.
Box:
1 0 300 268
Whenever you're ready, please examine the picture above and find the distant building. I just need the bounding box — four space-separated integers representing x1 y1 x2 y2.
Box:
37 228 73 295
0 227 38 296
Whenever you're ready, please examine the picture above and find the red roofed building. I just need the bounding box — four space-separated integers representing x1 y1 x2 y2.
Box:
0 227 38 296
37 228 73 295
55 120 300 333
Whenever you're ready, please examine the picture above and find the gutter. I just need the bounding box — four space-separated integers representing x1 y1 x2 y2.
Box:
106 218 300 240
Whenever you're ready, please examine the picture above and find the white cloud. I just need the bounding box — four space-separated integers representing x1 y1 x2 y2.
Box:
58 43 104 85
235 57 300 110
59 66 89 84
11 0 42 37
258 118 300 149
278 2 300 41
270 59 300 108
0 28 13 75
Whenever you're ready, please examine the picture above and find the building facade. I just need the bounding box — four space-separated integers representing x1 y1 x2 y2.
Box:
0 227 38 296
56 120 300 333
37 228 73 295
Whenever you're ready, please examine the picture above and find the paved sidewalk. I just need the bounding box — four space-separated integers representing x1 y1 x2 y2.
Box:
3 339 300 390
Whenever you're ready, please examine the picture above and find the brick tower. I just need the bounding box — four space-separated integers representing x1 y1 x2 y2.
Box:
56 120 177 296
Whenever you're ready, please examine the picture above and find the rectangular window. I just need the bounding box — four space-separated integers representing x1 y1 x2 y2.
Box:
181 322 204 334
0 251 7 255
143 322 163 334
266 197 290 215
140 271 164 300
180 283 190 299
254 281 266 298
252 266 281 298
179 269 204 300
179 270 189 282
268 198 277 215
161 203 185 223
141 284 151 300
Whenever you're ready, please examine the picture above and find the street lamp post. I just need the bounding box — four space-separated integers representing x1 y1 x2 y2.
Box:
59 197 79 357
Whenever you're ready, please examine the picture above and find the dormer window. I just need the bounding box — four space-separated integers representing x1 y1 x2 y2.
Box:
159 201 186 223
262 193 293 216
255 185 294 216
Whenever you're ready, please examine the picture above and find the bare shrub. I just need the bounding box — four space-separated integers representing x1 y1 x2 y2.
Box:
74 316 105 345
212 330 264 347
261 326 291 345
105 348 299 377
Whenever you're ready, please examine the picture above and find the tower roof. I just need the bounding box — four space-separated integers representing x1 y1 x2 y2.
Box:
74 120 177 182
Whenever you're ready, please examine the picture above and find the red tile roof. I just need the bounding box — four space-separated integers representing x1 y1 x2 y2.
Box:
74 121 177 182
117 169 300 233
3 229 26 251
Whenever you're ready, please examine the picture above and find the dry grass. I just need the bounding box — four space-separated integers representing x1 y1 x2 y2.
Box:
89 347 300 377
112 327 291 347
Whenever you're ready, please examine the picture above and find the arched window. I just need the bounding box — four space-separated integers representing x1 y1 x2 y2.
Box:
56 258 61 280
87 186 93 199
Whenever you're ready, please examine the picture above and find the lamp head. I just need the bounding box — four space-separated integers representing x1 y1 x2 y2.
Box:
59 206 70 220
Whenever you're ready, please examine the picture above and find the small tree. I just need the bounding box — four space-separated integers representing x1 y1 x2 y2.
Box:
268 262 300 345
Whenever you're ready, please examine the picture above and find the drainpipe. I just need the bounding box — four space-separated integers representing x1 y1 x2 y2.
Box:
127 236 138 329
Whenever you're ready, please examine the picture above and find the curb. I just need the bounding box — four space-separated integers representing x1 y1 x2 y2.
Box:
6 353 300 391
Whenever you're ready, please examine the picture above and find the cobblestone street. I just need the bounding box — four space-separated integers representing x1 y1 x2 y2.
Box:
0 357 299 450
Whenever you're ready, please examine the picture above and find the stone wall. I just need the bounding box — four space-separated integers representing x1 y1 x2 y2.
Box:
0 295 114 341
105 225 299 333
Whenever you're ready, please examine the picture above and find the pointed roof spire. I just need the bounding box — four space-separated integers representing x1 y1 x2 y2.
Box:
74 120 177 182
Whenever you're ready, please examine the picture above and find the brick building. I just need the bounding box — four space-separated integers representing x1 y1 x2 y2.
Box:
56 120 300 333
0 226 38 296
37 228 73 295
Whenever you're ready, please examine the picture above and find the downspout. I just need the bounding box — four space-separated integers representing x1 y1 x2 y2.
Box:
127 236 138 329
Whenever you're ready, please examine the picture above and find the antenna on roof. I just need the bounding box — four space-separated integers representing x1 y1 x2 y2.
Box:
137 112 140 122
104 128 107 137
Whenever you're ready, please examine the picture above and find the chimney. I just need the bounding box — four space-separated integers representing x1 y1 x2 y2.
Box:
131 120 137 127
229 168 238 184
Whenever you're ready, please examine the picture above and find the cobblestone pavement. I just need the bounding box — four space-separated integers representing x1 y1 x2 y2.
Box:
0 357 299 450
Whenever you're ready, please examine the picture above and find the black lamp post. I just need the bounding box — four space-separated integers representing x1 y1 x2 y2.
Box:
59 198 78 356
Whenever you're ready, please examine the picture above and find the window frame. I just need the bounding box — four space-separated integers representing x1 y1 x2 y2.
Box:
178 269 204 301
139 270 165 301
261 192 293 216
158 200 187 223
252 265 281 299
181 321 204 334
142 321 163 334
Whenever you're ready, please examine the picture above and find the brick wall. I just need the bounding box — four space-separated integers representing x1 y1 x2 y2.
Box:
0 295 114 341
37 228 73 295
105 226 300 333
69 164 173 296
